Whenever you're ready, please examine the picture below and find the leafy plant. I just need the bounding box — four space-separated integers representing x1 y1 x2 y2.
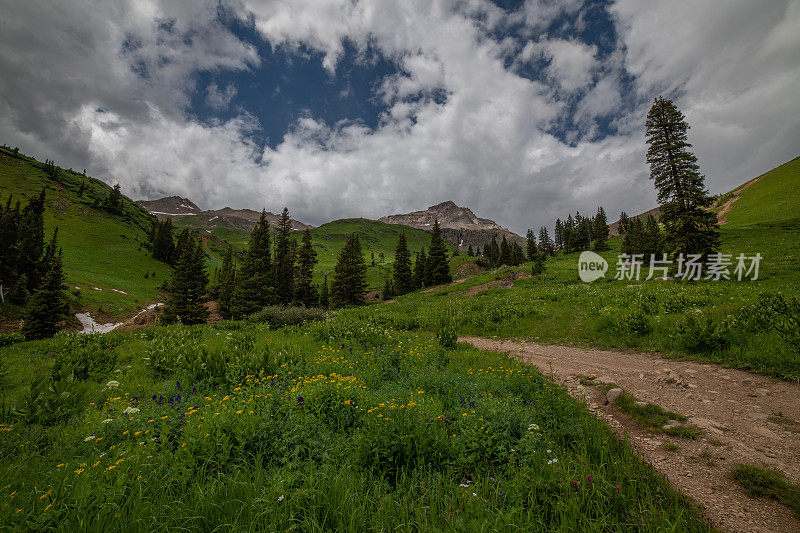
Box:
13 366 75 425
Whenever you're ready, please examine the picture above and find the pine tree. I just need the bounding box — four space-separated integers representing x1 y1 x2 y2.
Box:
643 215 663 257
427 219 452 285
554 218 564 250
538 226 554 256
499 235 511 265
645 96 719 256
392 232 414 296
526 229 538 261
592 207 609 251
9 274 29 306
331 233 367 307
18 189 46 291
294 228 318 307
174 228 191 263
575 212 591 250
273 207 295 304
22 245 68 340
217 247 236 319
318 275 329 309
0 197 21 303
562 215 575 253
618 212 630 235
413 250 425 289
234 210 274 316
162 236 209 325
152 219 175 263
467 244 474 257
105 184 123 214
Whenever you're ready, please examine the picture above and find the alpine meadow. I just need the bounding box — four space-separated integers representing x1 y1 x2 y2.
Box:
1 1 799 532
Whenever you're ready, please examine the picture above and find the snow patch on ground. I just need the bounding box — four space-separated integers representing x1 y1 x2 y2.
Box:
76 303 163 334
110 288 128 295
149 211 197 216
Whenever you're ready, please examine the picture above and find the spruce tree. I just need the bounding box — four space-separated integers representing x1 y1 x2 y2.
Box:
331 233 367 307
9 274 29 306
618 212 630 235
318 275 329 309
499 235 511 265
427 219 452 285
413 250 425 289
467 244 474 257
162 236 209 325
0 197 21 303
562 215 575 252
217 247 236 319
575 212 591 250
592 207 609 251
234 210 274 316
22 246 68 340
273 207 295 304
554 219 564 250
526 229 538 261
538 227 554 256
392 232 414 295
174 228 191 263
18 189 46 291
105 184 123 214
294 228 318 307
645 96 719 256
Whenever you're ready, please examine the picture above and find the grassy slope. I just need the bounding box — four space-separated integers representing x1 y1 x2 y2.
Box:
353 155 800 380
723 156 800 227
0 149 170 321
172 216 455 290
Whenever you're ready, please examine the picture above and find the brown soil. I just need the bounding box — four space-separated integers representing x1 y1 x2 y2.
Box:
464 270 530 296
461 336 800 533
421 278 466 293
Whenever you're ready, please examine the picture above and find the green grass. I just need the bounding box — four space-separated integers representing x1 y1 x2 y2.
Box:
731 464 800 516
723 156 800 227
0 316 711 530
0 148 170 321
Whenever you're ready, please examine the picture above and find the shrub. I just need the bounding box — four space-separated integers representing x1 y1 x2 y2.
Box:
671 310 726 353
616 307 652 336
436 327 457 349
0 332 24 348
248 306 326 328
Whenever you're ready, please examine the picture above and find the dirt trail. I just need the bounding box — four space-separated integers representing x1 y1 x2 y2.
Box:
717 174 764 224
461 336 800 533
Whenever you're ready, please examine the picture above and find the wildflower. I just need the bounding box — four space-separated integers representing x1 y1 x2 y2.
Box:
102 419 113 424
527 423 540 432
56 463 64 468
44 503 52 511
472 492 477 497
106 381 120 388
586 475 592 484
122 407 140 415
277 495 285 502
572 480 579 489
84 435 95 442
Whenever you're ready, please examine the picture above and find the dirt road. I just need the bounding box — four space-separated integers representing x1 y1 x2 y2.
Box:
461 336 800 533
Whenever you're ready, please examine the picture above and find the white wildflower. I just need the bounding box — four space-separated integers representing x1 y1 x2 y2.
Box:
527 423 540 432
106 380 120 388
277 495 284 502
472 492 477 497
122 407 140 415
459 483 469 488
101 419 113 424
84 435 95 442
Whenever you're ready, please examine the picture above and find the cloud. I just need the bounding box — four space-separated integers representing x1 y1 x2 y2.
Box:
205 83 237 109
0 0 798 237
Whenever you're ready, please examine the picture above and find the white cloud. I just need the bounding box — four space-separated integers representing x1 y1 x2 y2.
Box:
0 0 798 237
205 83 237 109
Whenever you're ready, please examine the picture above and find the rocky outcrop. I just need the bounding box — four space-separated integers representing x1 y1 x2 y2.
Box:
379 201 523 249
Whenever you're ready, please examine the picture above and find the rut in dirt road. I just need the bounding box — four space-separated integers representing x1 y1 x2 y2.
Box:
460 336 800 533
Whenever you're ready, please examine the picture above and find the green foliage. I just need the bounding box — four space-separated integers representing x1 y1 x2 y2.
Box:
392 232 414 295
435 327 458 349
247 305 326 328
294 228 318 307
162 236 209 325
22 246 69 340
331 233 367 307
426 219 452 285
12 365 76 426
217 247 236 319
273 207 295 305
646 96 719 256
234 210 274 316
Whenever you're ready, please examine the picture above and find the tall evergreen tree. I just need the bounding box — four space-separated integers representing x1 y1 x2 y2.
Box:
499 235 511 265
413 249 426 289
273 207 295 304
0 197 21 303
105 183 123 214
467 244 474 257
392 232 414 296
162 236 209 325
562 215 575 252
152 219 176 264
18 189 46 291
575 212 591 250
592 207 609 251
645 96 718 256
382 274 395 300
538 226 554 256
234 210 274 316
331 233 367 307
294 228 318 307
318 275 329 309
554 218 564 250
618 212 630 235
526 229 538 261
427 219 452 285
217 247 236 319
21 237 68 340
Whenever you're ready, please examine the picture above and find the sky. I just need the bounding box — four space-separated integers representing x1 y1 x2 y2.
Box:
1 0 798 234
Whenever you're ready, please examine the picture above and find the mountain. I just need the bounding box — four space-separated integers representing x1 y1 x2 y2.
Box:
0 146 169 323
138 197 313 233
379 201 524 249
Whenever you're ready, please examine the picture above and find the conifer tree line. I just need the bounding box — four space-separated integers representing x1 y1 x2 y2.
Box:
551 207 609 254
0 189 70 339
386 219 453 298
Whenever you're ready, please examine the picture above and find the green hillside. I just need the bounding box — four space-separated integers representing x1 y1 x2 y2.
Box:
720 156 800 227
170 216 456 291
0 147 169 322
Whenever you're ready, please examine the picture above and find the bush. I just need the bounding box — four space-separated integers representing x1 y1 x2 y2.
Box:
248 306 326 328
616 307 652 336
671 310 727 353
435 327 457 349
0 332 24 347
